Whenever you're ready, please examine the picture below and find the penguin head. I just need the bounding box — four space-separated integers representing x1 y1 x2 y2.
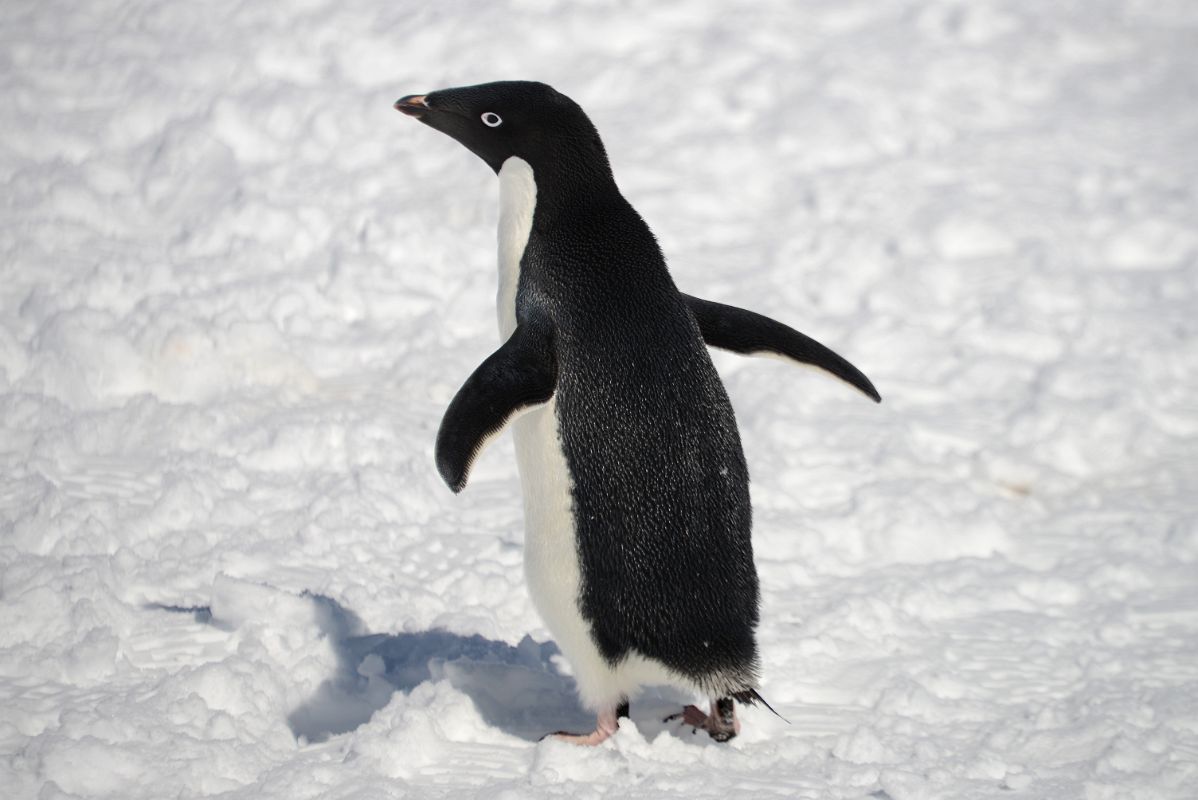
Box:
395 81 611 182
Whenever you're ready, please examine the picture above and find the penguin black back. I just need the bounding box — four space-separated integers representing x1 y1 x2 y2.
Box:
525 172 760 686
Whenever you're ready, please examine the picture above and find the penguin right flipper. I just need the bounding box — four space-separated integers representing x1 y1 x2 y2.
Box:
683 294 881 403
436 323 557 493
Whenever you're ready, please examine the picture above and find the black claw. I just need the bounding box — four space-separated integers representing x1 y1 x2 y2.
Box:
715 697 735 726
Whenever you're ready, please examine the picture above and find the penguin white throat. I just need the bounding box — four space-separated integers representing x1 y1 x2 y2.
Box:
497 156 536 339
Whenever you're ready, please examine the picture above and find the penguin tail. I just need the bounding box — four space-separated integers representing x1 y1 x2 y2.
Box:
731 688 790 724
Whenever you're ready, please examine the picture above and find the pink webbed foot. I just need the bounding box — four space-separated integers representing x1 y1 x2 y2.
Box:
546 725 617 746
664 697 741 742
542 701 628 746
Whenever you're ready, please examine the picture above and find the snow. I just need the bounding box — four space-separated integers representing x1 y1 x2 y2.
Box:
2 0 1197 797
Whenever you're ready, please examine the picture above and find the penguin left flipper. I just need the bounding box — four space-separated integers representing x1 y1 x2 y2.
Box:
683 294 881 403
435 322 557 493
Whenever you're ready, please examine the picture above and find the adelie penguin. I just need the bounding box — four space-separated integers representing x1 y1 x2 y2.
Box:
394 81 879 745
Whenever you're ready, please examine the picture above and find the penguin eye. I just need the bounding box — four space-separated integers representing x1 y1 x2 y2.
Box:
481 112 503 128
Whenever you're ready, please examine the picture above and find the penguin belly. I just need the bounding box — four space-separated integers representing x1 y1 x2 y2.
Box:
513 403 683 711
511 405 606 709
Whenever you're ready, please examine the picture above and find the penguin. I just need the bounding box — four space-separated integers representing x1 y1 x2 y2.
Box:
394 81 879 745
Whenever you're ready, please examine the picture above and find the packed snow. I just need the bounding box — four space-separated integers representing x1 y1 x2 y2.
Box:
3 0 1197 797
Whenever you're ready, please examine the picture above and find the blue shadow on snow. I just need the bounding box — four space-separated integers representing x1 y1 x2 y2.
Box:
151 593 693 743
286 593 595 742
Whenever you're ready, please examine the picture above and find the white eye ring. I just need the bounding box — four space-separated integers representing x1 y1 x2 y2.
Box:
481 112 502 127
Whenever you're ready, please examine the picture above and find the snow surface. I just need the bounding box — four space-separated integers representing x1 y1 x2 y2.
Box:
3 0 1198 797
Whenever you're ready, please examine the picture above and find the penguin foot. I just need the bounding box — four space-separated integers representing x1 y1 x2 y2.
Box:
541 702 626 746
664 697 740 742
543 727 616 746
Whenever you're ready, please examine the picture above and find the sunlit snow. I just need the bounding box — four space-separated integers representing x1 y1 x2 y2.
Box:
2 1 1197 798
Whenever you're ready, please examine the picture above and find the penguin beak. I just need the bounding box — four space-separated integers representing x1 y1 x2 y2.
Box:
394 94 430 118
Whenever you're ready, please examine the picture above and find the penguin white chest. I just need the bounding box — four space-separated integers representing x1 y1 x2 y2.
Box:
497 156 536 340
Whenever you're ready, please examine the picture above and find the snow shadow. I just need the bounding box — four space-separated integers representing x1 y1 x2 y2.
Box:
150 593 696 743
286 594 595 743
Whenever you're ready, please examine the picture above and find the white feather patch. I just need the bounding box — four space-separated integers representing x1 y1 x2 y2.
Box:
497 156 535 339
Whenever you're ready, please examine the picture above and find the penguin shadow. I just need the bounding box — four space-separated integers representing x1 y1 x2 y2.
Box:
273 593 573 742
150 595 704 744
284 594 701 745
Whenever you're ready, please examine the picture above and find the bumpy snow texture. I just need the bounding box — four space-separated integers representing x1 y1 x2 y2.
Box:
2 1 1197 798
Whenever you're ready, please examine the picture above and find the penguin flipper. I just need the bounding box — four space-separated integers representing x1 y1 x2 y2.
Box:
683 294 881 403
436 323 557 493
